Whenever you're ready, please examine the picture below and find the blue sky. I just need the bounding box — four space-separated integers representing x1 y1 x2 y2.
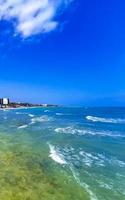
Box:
0 0 125 106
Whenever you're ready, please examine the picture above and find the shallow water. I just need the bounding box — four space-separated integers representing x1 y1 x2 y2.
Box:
0 107 125 200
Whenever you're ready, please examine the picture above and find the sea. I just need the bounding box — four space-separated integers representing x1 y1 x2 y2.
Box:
0 107 125 200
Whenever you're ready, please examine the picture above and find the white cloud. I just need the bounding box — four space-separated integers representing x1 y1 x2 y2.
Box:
0 0 72 38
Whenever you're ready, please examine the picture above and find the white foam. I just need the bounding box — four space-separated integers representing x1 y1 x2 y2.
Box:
62 147 107 168
31 115 52 124
56 113 64 116
98 154 125 168
79 151 105 167
79 151 99 160
55 113 71 116
28 114 34 117
86 116 125 124
99 182 113 190
2 109 9 112
16 112 34 117
70 167 98 200
16 112 22 115
55 127 86 135
110 159 125 168
44 110 50 113
17 124 28 129
54 127 124 138
48 144 67 165
16 111 29 115
116 173 125 178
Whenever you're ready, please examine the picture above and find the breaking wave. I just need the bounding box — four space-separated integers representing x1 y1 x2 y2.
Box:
16 112 34 117
55 127 86 135
61 147 105 168
56 113 71 116
17 124 28 129
61 146 125 170
31 115 52 124
55 127 124 138
28 114 34 117
86 116 125 124
56 113 65 116
48 144 67 165
16 112 22 115
48 145 98 199
44 110 50 113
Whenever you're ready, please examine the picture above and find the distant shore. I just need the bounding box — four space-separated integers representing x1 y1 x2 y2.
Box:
0 102 59 109
0 106 42 110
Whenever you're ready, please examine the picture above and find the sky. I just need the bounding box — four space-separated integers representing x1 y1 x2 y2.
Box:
0 0 125 106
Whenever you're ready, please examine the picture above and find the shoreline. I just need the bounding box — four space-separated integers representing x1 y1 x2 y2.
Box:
0 105 59 111
0 106 39 110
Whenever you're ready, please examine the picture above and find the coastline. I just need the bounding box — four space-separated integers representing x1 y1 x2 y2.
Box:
0 106 44 110
0 104 59 110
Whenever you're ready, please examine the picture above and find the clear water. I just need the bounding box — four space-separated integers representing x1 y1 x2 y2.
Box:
0 107 125 200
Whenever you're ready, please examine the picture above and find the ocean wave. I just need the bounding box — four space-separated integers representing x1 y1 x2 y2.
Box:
86 116 125 124
61 146 125 170
28 114 34 117
16 112 22 115
56 113 64 116
98 181 113 190
54 127 124 138
60 147 104 168
31 115 52 124
55 127 84 135
116 173 125 178
55 127 92 136
2 109 9 112
48 144 67 165
48 144 125 199
81 151 125 168
70 166 98 200
109 159 125 168
55 113 71 116
17 124 28 129
16 112 34 117
44 110 50 113
15 111 29 115
79 151 105 167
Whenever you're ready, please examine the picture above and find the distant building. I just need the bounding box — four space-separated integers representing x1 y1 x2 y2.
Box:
0 98 9 108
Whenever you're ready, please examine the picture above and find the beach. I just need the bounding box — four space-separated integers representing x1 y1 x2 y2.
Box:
0 107 125 200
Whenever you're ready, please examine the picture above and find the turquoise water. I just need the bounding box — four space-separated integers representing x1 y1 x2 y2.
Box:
0 107 125 200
